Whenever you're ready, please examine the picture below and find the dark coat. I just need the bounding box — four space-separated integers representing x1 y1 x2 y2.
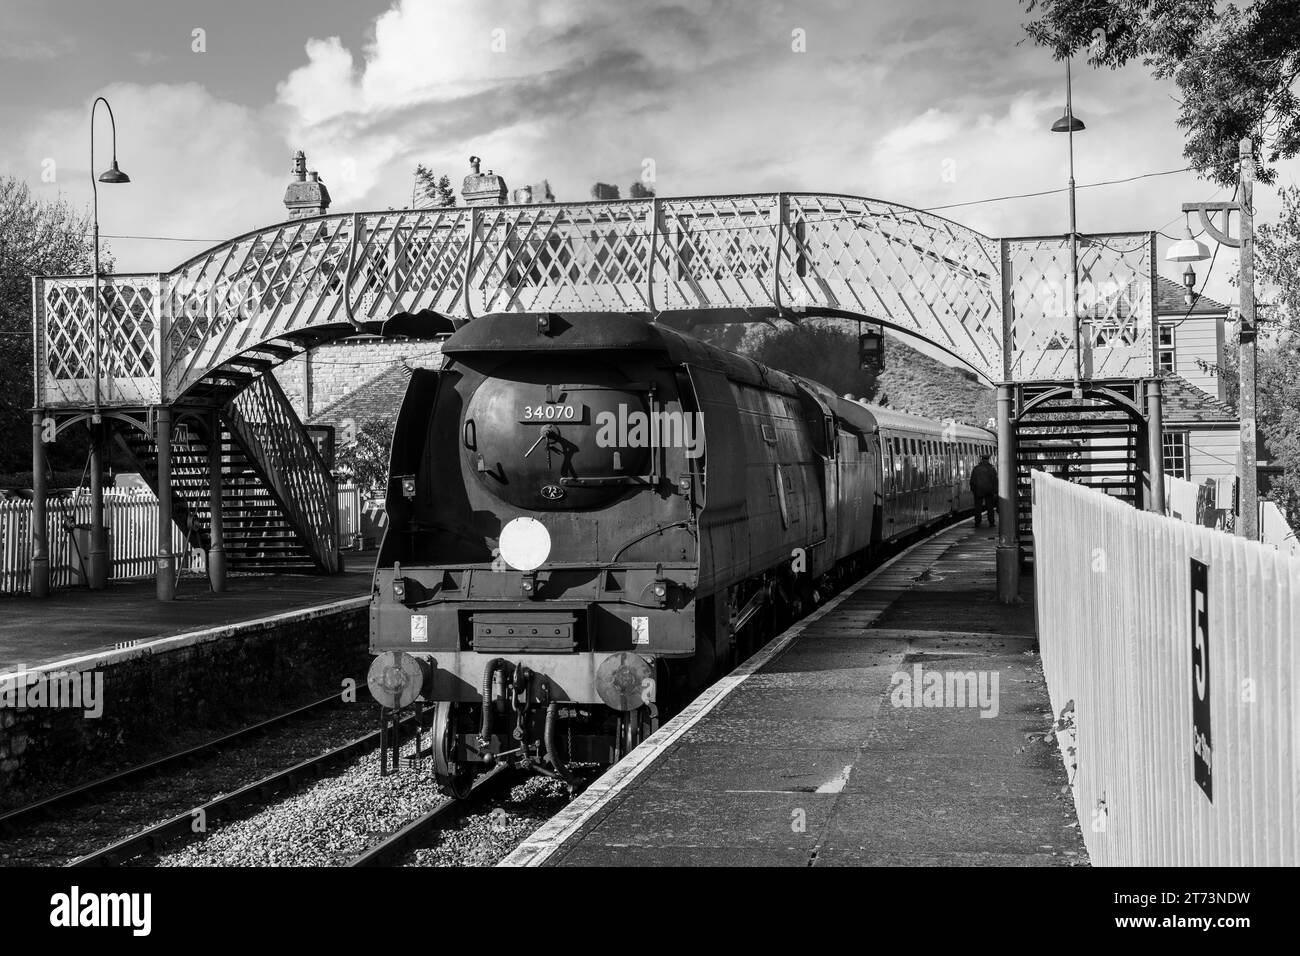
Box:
970 460 998 496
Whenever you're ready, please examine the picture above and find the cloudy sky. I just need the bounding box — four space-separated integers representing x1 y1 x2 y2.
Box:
3 0 1297 309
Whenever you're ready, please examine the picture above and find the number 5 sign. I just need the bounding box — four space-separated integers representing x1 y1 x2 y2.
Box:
1190 559 1213 801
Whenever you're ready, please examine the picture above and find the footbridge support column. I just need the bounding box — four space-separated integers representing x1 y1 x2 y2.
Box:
996 384 1021 604
1145 378 1165 514
88 419 109 590
30 410 49 598
156 406 175 601
208 412 226 592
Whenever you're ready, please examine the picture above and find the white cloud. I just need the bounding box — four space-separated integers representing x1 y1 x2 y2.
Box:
879 108 962 153
6 0 1298 319
9 82 283 271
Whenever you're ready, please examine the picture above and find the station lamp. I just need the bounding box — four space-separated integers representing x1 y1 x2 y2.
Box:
858 324 885 373
1165 218 1210 307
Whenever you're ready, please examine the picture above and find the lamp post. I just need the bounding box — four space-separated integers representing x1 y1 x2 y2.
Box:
1168 138 1257 539
995 57 1088 602
88 96 130 589
1051 58 1086 398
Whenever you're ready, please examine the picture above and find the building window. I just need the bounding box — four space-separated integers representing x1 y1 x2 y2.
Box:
1158 323 1176 372
1163 430 1188 479
1091 317 1140 348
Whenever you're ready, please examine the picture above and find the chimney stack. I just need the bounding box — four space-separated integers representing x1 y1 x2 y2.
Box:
461 155 507 206
283 150 331 219
512 180 555 205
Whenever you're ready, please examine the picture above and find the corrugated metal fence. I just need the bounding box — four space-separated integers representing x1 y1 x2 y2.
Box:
1165 473 1300 558
1 484 365 594
1260 501 1300 559
1033 471 1298 865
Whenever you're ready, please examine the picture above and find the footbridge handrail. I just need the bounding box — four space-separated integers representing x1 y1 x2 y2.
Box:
32 192 1157 408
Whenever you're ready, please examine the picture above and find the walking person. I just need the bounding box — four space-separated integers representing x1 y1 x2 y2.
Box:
970 453 998 528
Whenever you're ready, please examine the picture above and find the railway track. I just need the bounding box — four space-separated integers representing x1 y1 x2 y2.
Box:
0 690 349 839
69 723 396 867
347 765 515 866
12 520 977 868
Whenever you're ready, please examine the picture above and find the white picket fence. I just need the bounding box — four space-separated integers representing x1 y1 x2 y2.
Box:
0 484 364 594
1033 471 1298 865
337 483 362 540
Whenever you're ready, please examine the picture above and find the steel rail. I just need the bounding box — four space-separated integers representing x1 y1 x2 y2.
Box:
346 764 515 868
0 690 348 837
67 717 407 867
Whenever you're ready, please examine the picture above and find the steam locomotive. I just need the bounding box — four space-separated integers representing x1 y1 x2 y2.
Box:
366 311 995 794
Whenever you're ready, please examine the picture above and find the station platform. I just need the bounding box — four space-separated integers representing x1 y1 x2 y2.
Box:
0 552 377 671
505 523 1088 867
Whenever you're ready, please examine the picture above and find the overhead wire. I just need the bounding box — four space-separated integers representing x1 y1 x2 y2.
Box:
73 163 1205 245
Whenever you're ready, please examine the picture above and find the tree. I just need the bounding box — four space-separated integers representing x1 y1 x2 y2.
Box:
1193 185 1300 526
0 176 104 475
334 417 393 501
412 165 457 208
730 320 995 426
1022 0 1300 185
1256 183 1300 333
744 323 878 399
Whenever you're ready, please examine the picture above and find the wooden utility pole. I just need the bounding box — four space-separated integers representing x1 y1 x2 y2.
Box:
1178 137 1259 539
1237 137 1258 540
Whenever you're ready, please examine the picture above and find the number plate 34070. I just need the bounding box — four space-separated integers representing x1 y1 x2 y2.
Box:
519 403 583 423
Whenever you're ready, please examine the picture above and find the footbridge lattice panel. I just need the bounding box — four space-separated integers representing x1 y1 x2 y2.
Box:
33 194 1156 408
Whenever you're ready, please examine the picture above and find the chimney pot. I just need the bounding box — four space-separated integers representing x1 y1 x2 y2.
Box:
284 150 331 219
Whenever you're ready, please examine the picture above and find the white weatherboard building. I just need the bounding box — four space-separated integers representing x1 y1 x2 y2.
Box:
1152 276 1240 485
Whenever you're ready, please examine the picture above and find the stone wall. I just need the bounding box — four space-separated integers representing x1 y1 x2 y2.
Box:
0 598 371 808
275 339 445 420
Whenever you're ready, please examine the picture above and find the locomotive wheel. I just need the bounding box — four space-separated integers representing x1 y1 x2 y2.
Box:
431 702 473 798
615 706 655 760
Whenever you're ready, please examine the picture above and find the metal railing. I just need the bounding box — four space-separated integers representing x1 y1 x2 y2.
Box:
224 372 340 572
0 491 197 593
1 484 363 594
1033 471 1298 865
31 197 1159 405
